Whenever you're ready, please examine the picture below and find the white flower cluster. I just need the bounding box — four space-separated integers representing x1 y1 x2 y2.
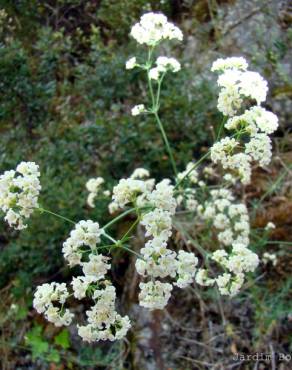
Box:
211 57 248 72
149 56 181 80
110 170 198 309
195 189 259 296
0 162 41 229
109 167 154 212
137 179 198 308
213 58 268 116
211 243 259 296
139 281 173 310
225 106 279 135
77 281 130 343
215 272 244 296
130 167 150 179
210 138 252 184
210 57 278 184
62 220 102 267
112 178 147 208
34 219 131 342
86 177 110 208
128 13 183 116
130 12 183 46
198 189 250 247
33 282 73 327
66 223 130 342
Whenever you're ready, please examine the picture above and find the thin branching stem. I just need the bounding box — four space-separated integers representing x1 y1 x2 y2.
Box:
38 207 75 225
146 47 178 177
174 151 210 189
103 208 136 230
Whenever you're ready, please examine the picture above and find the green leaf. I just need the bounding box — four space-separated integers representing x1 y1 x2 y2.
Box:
47 348 61 363
54 329 70 349
15 305 28 320
25 325 49 360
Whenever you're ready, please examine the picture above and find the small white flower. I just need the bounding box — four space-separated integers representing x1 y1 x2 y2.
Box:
78 324 98 343
195 269 215 286
62 220 102 266
71 276 94 300
245 134 272 167
210 137 239 164
126 57 136 70
149 67 161 80
130 168 150 179
174 251 198 288
211 57 248 72
108 201 119 214
140 208 172 240
223 173 236 184
82 254 111 281
139 281 173 310
45 306 73 327
265 222 276 230
131 104 146 116
225 107 278 135
156 56 181 72
262 252 277 266
112 178 147 208
239 71 268 105
216 273 244 296
33 282 73 327
177 162 199 184
148 179 176 214
86 177 104 193
86 177 105 207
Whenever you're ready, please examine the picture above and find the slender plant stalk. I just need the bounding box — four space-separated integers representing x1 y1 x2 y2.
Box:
174 151 211 189
103 208 136 230
38 207 75 225
154 111 178 176
146 48 178 177
102 231 117 244
216 116 227 141
118 244 143 259
121 218 140 242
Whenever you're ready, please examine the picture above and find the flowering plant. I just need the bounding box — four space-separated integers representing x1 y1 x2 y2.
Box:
0 12 279 343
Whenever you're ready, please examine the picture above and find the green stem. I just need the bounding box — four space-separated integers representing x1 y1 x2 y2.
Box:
38 207 75 225
154 111 178 176
103 208 136 230
266 241 292 245
216 116 227 141
174 151 210 189
146 47 178 177
148 73 156 107
156 73 165 107
119 244 143 259
102 231 117 244
95 244 115 250
121 218 140 242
